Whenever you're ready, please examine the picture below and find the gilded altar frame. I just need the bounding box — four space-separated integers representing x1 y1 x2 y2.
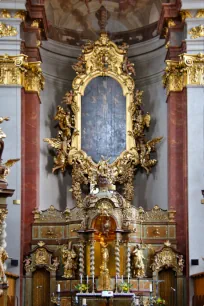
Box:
71 34 135 153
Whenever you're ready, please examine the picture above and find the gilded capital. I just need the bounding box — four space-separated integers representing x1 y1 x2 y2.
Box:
0 54 44 94
163 53 204 94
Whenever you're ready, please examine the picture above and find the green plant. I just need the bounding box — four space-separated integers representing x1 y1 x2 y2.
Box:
119 282 132 292
75 283 88 292
156 297 166 305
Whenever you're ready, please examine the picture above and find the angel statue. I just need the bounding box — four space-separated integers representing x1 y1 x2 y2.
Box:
132 244 145 278
0 246 8 283
44 135 69 173
0 116 9 162
0 159 20 182
62 90 74 105
138 137 162 173
62 242 77 278
54 106 75 140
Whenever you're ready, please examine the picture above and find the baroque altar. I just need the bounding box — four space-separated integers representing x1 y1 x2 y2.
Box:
25 34 185 306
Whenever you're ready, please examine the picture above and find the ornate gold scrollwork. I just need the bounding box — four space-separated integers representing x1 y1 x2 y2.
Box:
151 241 184 274
189 25 204 39
44 34 161 207
180 10 192 22
0 22 17 37
0 209 8 224
0 54 44 94
163 53 204 94
196 10 204 18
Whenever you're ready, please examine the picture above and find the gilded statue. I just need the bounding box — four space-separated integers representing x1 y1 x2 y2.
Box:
44 133 69 173
132 245 145 278
0 117 9 162
97 235 112 291
54 106 75 140
0 159 20 182
62 243 77 278
0 246 8 283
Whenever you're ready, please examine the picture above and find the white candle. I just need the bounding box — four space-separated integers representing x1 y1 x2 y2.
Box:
82 298 86 305
116 275 118 283
136 298 139 305
121 275 123 282
92 275 94 284
87 275 89 284
80 274 82 284
149 283 153 292
57 284 60 292
128 274 130 284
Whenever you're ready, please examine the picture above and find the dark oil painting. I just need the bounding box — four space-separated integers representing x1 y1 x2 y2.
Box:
81 76 126 163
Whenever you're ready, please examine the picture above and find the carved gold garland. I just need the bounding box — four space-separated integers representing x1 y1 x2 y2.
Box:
163 53 204 94
0 22 17 37
189 25 204 39
44 34 162 207
0 54 44 94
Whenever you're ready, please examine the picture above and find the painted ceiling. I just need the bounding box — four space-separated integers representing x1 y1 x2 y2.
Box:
45 0 168 45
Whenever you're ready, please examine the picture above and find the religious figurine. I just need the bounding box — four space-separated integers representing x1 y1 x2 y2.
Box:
54 106 75 140
0 158 20 183
0 117 9 162
62 243 77 278
52 257 60 270
23 256 32 273
62 90 74 105
0 246 8 283
123 56 136 76
132 245 145 278
97 235 112 291
35 248 49 265
177 254 184 272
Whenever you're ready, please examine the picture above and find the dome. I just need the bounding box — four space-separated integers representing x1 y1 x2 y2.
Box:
45 0 168 45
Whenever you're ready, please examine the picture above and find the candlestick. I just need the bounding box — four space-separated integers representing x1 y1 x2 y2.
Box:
115 275 118 292
92 275 95 293
86 275 89 293
57 284 60 292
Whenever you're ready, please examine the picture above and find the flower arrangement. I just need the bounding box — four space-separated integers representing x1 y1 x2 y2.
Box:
156 297 166 305
119 282 132 293
75 283 88 292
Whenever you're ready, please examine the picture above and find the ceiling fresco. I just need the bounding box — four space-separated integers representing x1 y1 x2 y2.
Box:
45 0 168 45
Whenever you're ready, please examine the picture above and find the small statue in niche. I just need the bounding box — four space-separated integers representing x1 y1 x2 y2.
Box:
132 244 145 278
62 242 77 279
0 246 8 283
23 256 32 273
97 235 112 291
